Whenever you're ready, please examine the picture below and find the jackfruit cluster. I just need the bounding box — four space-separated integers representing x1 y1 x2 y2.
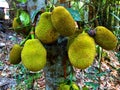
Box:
94 26 118 50
35 12 59 44
35 6 76 44
9 44 22 64
68 33 96 69
21 39 47 72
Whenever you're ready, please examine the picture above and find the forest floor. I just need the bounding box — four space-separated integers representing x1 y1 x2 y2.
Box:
0 21 120 90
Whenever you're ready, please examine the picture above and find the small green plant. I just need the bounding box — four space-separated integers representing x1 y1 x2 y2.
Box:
13 64 42 89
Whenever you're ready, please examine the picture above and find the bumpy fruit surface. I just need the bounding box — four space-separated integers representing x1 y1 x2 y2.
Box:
9 44 22 64
35 12 59 44
51 6 76 36
94 26 118 50
68 33 96 69
58 84 70 90
21 39 46 72
71 83 79 90
67 30 82 50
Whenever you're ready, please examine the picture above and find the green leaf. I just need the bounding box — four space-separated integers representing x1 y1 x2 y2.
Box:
67 8 81 21
96 72 107 77
17 0 27 3
85 82 99 90
111 13 120 21
19 11 31 26
85 73 98 81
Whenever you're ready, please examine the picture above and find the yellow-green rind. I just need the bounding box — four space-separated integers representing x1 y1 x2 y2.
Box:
12 17 20 30
51 6 76 36
58 84 70 90
9 44 22 64
67 30 82 50
21 39 47 72
94 26 118 50
35 12 59 44
68 33 96 69
71 82 79 90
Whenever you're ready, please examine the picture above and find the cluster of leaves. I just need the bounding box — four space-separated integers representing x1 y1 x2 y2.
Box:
85 67 108 90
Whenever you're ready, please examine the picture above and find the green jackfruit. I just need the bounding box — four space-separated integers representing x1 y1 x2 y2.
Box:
58 83 79 90
35 12 59 44
58 84 70 90
67 30 82 50
71 82 79 90
51 6 76 36
94 26 118 50
12 17 20 30
68 33 96 69
9 44 22 64
21 39 46 72
12 17 30 35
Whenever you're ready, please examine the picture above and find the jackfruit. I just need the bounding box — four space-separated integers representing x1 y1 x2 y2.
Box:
68 33 96 69
58 82 79 90
58 84 70 90
21 39 46 72
12 17 30 35
12 17 21 30
94 26 118 50
35 12 59 44
9 44 22 64
51 6 76 36
67 30 82 50
71 82 79 90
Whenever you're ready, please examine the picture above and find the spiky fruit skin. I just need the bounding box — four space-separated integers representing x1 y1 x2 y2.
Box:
12 17 20 30
35 12 59 44
71 83 79 90
21 39 46 72
68 33 96 69
9 44 22 64
51 6 76 36
67 30 82 50
94 26 118 50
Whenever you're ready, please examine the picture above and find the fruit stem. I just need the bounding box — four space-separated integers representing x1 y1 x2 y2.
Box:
20 34 30 46
16 9 20 18
82 30 85 34
30 25 35 39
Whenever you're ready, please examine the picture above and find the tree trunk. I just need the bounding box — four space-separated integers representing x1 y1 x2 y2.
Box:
43 37 71 90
